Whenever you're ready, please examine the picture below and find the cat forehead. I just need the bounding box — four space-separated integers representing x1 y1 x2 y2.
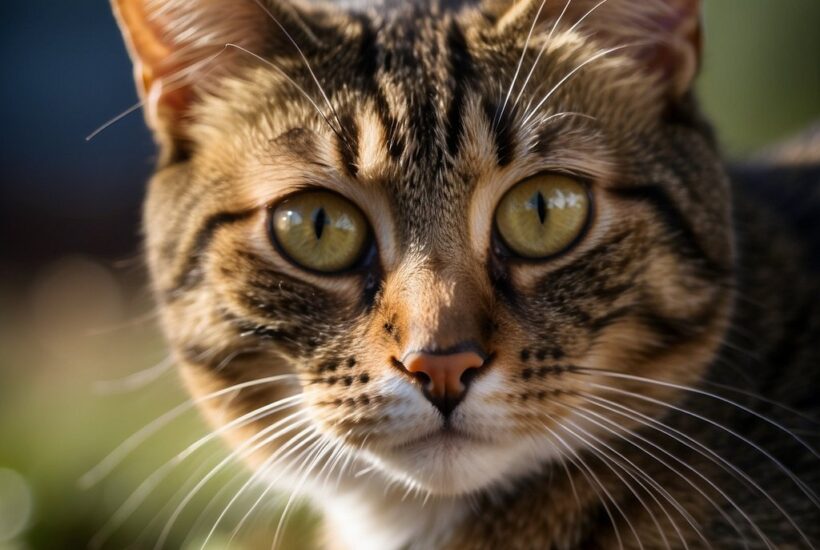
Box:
193 4 648 244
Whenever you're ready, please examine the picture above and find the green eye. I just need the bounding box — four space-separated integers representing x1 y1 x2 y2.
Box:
495 174 590 259
270 191 369 273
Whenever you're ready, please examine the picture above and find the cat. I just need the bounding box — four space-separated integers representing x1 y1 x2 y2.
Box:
110 0 820 547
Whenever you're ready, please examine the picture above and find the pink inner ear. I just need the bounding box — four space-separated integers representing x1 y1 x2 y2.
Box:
116 0 196 130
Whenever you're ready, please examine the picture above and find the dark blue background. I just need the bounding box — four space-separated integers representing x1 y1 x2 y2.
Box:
0 0 153 271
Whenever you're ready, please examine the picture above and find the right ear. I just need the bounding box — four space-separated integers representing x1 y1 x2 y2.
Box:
112 0 321 163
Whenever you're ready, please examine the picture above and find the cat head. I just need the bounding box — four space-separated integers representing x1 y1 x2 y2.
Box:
115 0 733 496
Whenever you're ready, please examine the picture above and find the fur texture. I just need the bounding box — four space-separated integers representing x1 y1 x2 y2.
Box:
112 0 820 547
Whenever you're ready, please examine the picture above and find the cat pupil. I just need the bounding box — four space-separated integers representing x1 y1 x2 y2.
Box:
312 207 327 240
534 191 547 224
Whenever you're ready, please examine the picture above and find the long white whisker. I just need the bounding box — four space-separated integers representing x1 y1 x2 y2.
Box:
497 0 549 126
181 464 251 549
223 43 343 142
565 0 611 36
521 43 634 127
207 425 320 549
227 429 323 547
578 395 768 549
587 381 820 511
154 412 311 549
248 0 350 148
271 437 337 549
93 355 175 395
513 0 573 107
578 368 820 457
85 101 144 141
86 43 233 141
558 411 708 550
580 389 812 548
541 420 626 550
546 414 652 550
81 373 300 488
91 396 303 548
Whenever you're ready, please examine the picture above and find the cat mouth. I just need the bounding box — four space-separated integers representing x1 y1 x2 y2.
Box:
391 425 485 451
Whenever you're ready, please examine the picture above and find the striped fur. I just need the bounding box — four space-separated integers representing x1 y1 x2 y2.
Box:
113 0 820 548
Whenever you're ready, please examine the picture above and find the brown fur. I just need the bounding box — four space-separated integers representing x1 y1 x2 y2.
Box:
113 0 820 547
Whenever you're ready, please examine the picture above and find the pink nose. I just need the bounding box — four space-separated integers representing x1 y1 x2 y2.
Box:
402 350 486 416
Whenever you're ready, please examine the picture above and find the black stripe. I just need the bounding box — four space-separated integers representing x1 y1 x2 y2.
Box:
353 13 379 81
608 184 729 275
337 110 360 178
163 209 255 301
353 14 403 159
590 305 637 335
444 21 474 157
483 99 516 166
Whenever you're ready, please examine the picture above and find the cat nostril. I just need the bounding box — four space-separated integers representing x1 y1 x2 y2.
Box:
460 366 480 389
399 347 490 417
413 370 432 386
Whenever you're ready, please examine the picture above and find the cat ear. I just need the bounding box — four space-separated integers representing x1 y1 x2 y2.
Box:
493 0 702 99
112 0 321 162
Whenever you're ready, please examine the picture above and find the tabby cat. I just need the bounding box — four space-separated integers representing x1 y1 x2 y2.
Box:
111 0 820 547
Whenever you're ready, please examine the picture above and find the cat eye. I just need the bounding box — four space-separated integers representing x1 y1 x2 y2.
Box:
269 191 370 273
495 174 590 259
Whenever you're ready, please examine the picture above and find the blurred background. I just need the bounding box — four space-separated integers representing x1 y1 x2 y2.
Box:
0 1 819 549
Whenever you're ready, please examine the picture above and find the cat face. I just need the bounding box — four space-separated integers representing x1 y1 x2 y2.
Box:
118 0 732 496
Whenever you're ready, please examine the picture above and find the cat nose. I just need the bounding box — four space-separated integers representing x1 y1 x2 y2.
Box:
400 347 487 417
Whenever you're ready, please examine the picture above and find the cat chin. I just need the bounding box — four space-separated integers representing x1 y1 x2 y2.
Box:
364 432 559 497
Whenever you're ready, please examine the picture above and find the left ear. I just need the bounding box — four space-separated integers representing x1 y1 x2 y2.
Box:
494 0 702 98
111 0 326 163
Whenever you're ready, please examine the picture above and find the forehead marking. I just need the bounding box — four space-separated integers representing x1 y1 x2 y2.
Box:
357 106 389 179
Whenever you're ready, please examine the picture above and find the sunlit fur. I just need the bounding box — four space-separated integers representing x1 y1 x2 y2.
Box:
113 0 820 548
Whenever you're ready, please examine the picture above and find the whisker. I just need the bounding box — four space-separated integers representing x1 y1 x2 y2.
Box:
248 0 353 153
86 43 233 141
85 101 144 141
271 436 337 550
227 406 354 547
92 355 175 395
586 380 820 511
521 42 637 128
565 0 611 36
223 43 346 144
81 373 300 488
575 368 820 461
699 379 820 427
208 426 321 549
559 409 713 549
181 465 251 549
317 437 351 490
227 430 323 547
154 413 311 549
554 443 582 509
496 0 549 127
513 0 575 107
549 413 672 550
541 419 628 550
90 397 303 548
579 390 813 548
128 451 225 550
577 394 771 549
